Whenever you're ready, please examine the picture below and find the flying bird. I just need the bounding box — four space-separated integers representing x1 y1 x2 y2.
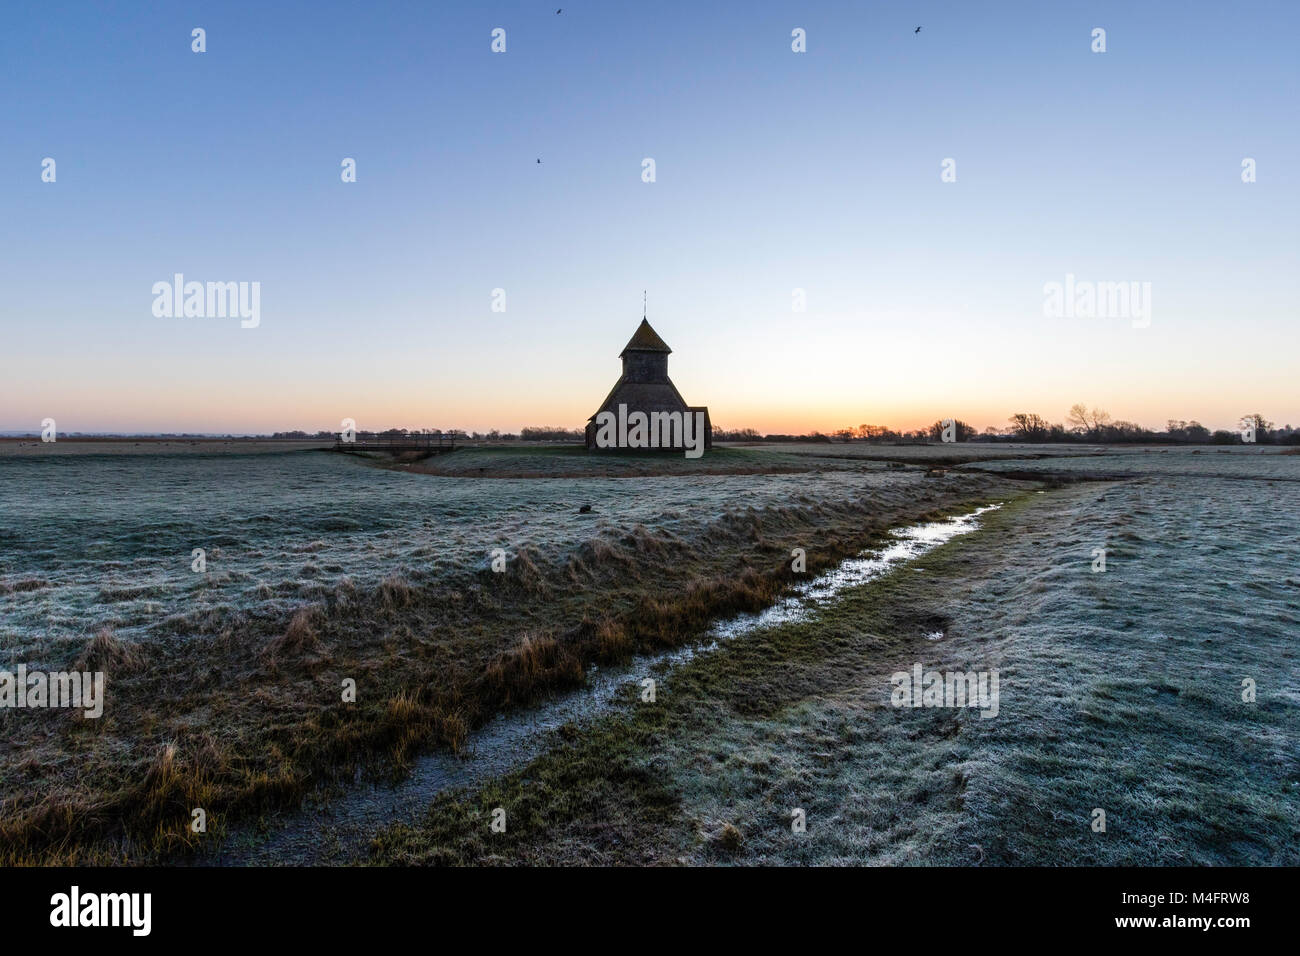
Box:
536 158 541 163
915 26 922 34
556 8 562 13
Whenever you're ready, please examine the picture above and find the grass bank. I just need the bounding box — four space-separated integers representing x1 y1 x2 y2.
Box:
384 444 866 478
0 468 1022 863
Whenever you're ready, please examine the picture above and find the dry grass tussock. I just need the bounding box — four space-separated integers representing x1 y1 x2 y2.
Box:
261 606 325 661
74 627 144 674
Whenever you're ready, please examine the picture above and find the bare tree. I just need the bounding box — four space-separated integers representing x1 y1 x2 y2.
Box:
927 419 975 441
1066 404 1111 439
1066 403 1090 434
1239 413 1275 442
1008 413 1049 441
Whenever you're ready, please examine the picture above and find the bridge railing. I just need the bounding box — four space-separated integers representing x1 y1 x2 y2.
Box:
333 432 457 453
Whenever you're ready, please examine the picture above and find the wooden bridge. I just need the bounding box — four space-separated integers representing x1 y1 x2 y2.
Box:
333 432 457 456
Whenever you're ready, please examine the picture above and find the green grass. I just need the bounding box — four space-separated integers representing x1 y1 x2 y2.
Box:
369 484 1300 865
390 444 870 478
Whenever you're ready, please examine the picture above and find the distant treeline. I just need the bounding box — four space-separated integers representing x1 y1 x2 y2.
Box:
715 408 1300 445
272 428 471 440
270 409 1299 446
269 426 578 441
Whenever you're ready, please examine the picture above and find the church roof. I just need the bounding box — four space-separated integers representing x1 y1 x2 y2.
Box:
589 378 691 421
619 318 672 357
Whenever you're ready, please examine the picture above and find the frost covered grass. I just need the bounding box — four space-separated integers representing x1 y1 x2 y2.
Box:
0 446 1016 862
0 446 888 650
966 445 1300 481
372 471 1299 866
397 444 848 478
755 441 1107 462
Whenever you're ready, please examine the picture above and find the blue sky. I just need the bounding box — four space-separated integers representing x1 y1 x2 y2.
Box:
2 0 1297 433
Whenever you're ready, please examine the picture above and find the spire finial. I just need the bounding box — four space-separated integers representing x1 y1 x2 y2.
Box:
643 290 647 320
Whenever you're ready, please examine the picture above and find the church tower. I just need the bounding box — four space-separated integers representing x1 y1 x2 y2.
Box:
619 318 673 383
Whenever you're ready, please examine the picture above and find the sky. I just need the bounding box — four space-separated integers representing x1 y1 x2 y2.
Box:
2 0 1297 435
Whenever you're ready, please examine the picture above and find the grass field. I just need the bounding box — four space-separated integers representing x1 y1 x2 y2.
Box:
3 441 1294 865
0 440 1018 862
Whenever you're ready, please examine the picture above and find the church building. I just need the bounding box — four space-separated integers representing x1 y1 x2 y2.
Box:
585 318 711 455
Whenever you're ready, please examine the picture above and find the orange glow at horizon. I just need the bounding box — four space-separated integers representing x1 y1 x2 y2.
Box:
4 309 1298 437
